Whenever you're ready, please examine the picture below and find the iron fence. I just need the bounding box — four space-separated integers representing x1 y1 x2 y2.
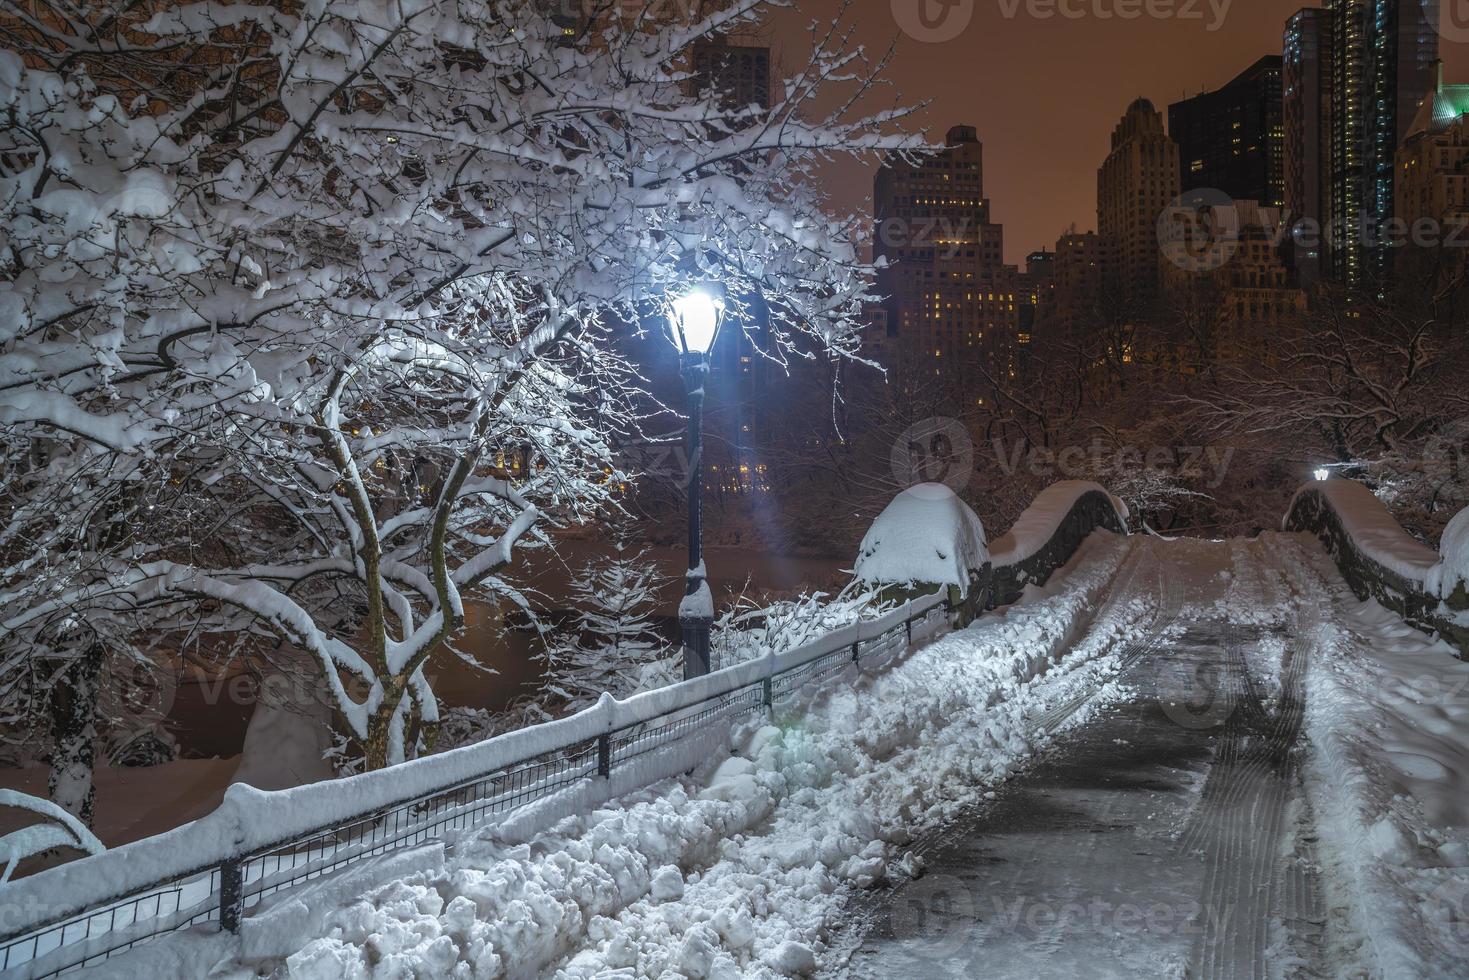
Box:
0 594 950 979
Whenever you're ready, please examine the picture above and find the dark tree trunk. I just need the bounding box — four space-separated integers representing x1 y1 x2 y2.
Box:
47 640 104 827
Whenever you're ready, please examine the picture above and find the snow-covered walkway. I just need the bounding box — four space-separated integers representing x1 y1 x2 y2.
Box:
74 532 1469 979
837 534 1469 979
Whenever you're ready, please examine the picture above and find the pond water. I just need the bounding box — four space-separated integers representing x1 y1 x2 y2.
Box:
163 543 848 758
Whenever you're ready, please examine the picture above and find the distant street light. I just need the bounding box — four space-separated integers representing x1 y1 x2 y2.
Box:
1314 467 1331 482
668 286 726 679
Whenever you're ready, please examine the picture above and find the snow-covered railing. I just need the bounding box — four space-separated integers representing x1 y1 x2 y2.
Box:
0 594 950 979
987 481 1130 607
1284 479 1468 658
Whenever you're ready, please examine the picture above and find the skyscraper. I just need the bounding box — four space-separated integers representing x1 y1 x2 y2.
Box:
1098 98 1181 308
690 38 771 110
874 125 1020 377
1324 0 1439 284
1395 65 1469 271
1169 56 1286 210
1284 8 1333 284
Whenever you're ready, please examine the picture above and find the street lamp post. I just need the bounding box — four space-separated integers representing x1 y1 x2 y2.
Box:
668 287 726 679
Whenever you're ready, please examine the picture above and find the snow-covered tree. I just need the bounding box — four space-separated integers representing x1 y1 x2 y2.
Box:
0 789 104 883
1 0 918 769
541 543 675 714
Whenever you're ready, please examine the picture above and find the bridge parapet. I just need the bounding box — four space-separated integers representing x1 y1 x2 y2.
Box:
855 481 1130 621
1283 480 1469 659
987 481 1130 609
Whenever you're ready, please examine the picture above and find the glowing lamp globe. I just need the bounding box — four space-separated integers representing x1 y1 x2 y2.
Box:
671 289 725 355
1313 468 1331 482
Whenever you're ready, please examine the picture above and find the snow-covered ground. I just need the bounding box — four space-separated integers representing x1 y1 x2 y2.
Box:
65 529 1469 979
78 531 1155 978
1273 534 1469 976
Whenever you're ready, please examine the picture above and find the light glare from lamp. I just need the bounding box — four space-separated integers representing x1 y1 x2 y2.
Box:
1314 467 1330 482
672 290 722 355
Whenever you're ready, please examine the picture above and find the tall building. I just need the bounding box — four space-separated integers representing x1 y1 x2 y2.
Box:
1395 66 1469 269
1098 98 1181 308
690 38 771 110
1323 0 1439 284
874 125 1020 377
1160 200 1307 336
1169 56 1286 210
1017 249 1056 341
1284 8 1334 284
1050 231 1106 333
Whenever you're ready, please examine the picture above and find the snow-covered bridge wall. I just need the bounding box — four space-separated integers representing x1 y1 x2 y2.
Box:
986 482 1130 608
1284 480 1469 659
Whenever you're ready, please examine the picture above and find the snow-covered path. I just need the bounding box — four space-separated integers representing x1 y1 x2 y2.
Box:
837 535 1469 980
70 532 1469 979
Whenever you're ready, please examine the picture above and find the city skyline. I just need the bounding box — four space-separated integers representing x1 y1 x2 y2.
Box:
769 0 1468 264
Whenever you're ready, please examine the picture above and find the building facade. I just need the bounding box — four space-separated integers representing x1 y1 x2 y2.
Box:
874 125 1020 377
1170 56 1286 210
1048 231 1106 333
1323 0 1439 285
1395 67 1469 271
1098 98 1181 309
1284 8 1333 285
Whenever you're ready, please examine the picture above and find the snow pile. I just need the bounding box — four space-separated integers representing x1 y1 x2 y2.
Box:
854 484 987 592
988 480 1129 567
1286 480 1439 583
1274 533 1469 976
1425 506 1469 601
90 535 1148 978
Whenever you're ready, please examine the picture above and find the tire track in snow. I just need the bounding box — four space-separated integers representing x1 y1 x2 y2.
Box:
1029 541 1185 738
1181 540 1316 980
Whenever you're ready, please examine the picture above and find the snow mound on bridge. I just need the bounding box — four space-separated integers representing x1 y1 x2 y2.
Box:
854 484 987 592
1426 507 1469 600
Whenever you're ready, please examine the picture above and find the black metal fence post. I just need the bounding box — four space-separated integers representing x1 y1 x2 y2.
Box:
219 858 244 934
762 676 773 711
851 640 861 664
597 733 611 778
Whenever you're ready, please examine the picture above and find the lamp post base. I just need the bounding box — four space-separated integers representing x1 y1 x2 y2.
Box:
681 622 712 680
